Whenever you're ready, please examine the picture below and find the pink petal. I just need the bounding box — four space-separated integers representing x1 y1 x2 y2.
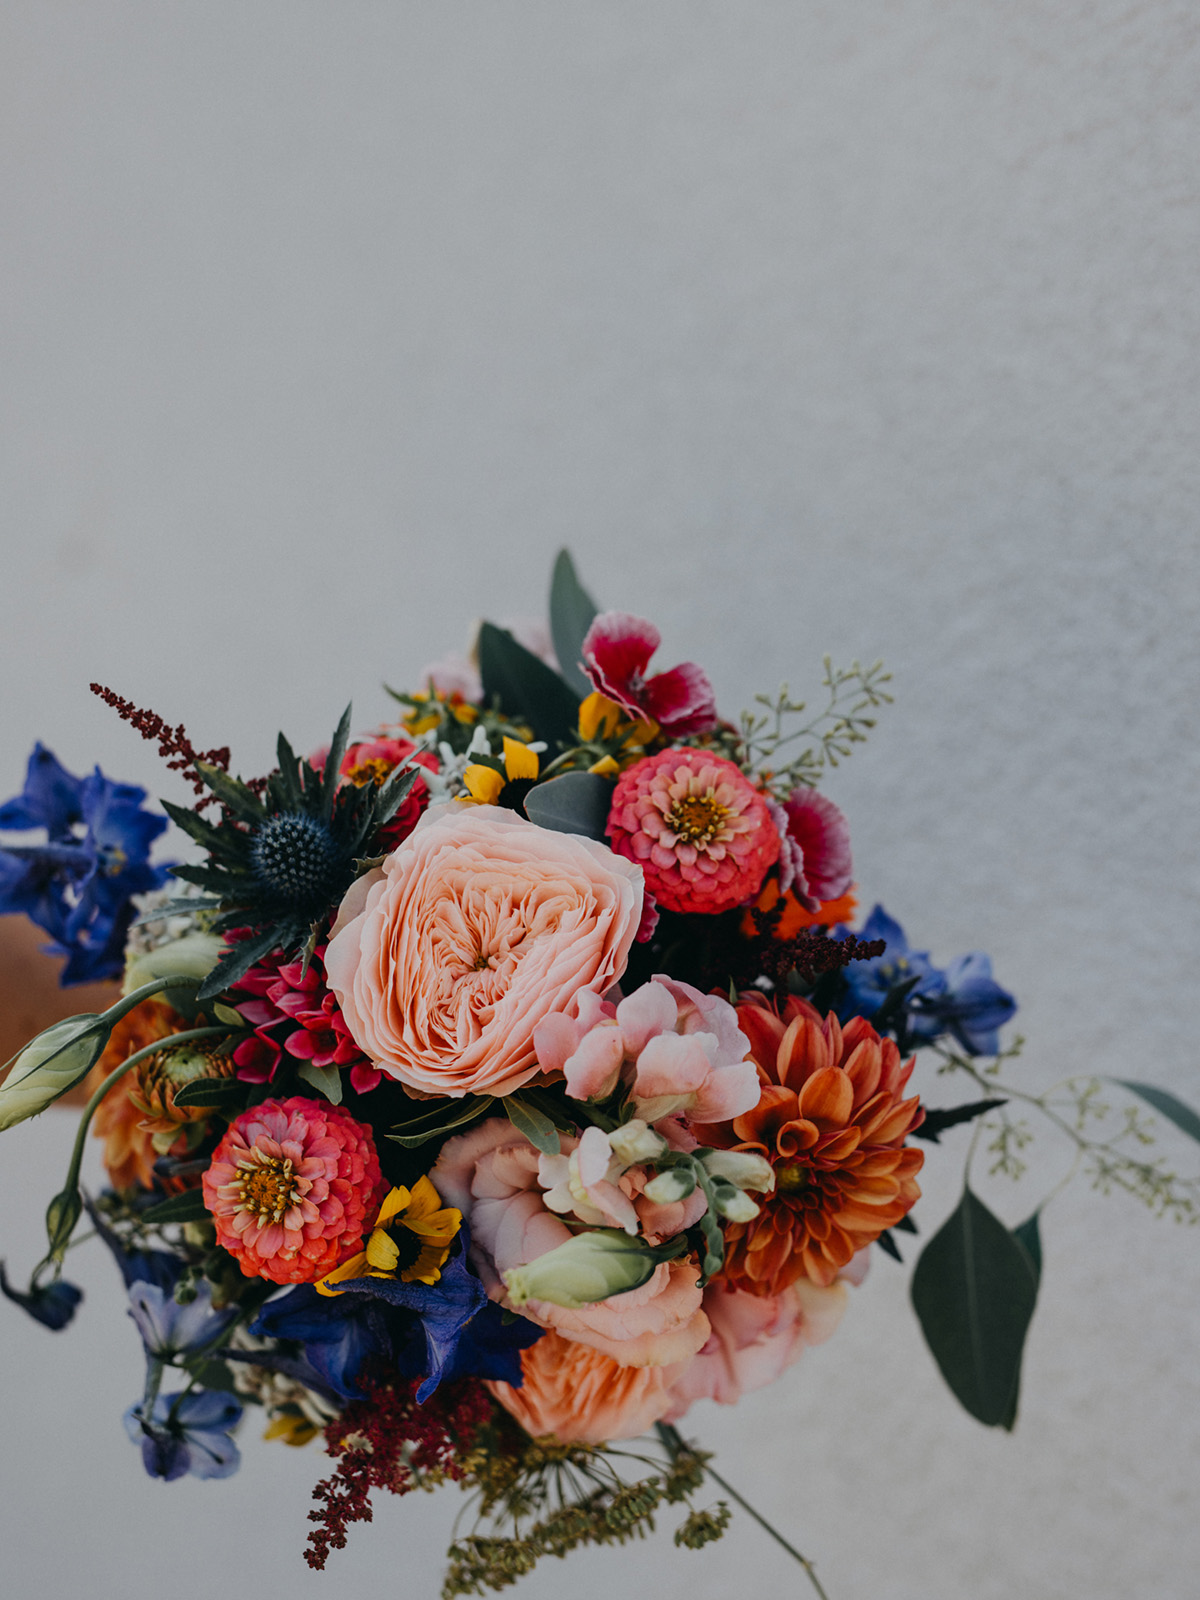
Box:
563 1025 626 1101
782 788 854 902
640 662 718 735
582 611 661 714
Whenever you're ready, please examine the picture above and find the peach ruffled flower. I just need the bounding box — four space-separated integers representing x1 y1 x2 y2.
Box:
534 976 759 1126
430 1118 710 1369
487 1329 687 1444
607 749 779 916
707 996 924 1291
202 1097 384 1286
324 806 643 1098
663 1278 848 1418
89 999 186 1190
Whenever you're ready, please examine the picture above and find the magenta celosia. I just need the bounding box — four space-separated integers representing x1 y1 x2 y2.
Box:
606 748 779 915
581 612 718 736
202 1097 384 1285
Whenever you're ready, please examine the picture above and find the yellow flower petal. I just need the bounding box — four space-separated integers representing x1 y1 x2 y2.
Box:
404 1175 445 1222
376 1186 411 1227
588 755 620 779
366 1227 401 1272
579 691 622 742
502 737 540 782
315 1251 367 1296
462 764 505 805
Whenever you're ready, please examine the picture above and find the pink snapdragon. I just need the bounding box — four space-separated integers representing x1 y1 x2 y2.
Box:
533 975 760 1126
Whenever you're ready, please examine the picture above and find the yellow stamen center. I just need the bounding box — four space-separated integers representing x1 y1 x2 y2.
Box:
775 1161 808 1193
344 757 393 787
667 794 729 847
236 1155 300 1222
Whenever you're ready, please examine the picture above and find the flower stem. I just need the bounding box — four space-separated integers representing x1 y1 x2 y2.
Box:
655 1423 832 1599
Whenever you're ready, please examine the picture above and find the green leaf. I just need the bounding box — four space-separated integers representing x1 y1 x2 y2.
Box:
478 621 582 751
1011 1211 1042 1282
296 1061 343 1105
0 1015 109 1132
322 705 353 820
505 1095 561 1155
195 926 281 1002
523 771 615 841
193 763 266 823
549 549 599 698
171 1078 244 1110
1115 1080 1200 1144
387 1094 495 1149
142 1189 211 1225
912 1098 1007 1144
910 1186 1039 1429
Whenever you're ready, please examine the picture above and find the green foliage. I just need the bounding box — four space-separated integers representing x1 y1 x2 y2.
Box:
522 771 613 840
1115 1080 1200 1145
141 1189 212 1226
503 1095 560 1156
719 657 893 794
478 623 582 753
387 1095 496 1149
910 1186 1040 1429
548 549 599 698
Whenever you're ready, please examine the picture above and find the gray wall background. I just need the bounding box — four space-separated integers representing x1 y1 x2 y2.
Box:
1 4 1197 1598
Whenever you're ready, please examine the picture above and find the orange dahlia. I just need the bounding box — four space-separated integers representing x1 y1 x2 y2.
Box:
708 994 924 1291
89 999 186 1191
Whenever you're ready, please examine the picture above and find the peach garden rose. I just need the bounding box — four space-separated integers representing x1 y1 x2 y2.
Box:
324 805 643 1098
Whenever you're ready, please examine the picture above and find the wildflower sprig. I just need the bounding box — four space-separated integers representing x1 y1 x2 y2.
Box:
720 656 893 793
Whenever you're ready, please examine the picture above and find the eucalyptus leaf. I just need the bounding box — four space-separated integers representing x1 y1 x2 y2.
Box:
296 1061 343 1105
478 622 582 752
142 1189 212 1225
549 549 599 697
910 1186 1039 1429
522 771 614 841
1012 1211 1042 1281
504 1096 561 1156
1115 1080 1200 1144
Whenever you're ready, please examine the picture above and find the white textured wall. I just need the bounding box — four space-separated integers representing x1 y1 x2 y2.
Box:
1 5 1198 1598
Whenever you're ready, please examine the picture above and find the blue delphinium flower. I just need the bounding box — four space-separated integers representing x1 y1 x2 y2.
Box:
838 904 1016 1055
0 744 171 983
0 1262 82 1330
127 1279 238 1361
124 1390 242 1481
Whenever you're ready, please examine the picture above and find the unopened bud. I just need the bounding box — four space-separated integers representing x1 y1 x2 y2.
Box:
608 1119 668 1169
503 1230 660 1309
697 1149 776 1193
643 1169 696 1205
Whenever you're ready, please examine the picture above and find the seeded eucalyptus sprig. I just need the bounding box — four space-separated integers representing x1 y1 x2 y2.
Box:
163 706 418 999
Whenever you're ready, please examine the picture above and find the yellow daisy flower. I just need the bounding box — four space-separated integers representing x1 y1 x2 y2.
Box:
315 1177 462 1296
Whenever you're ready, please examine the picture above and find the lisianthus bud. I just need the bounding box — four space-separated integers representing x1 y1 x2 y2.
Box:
123 931 225 1003
697 1149 776 1193
607 1118 668 1168
0 1016 108 1132
643 1168 697 1205
503 1229 661 1310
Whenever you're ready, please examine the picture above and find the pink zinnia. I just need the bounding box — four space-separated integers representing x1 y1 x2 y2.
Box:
581 612 717 736
607 749 779 915
202 1097 384 1285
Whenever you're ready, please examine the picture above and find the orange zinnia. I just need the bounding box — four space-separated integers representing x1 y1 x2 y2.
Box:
708 994 924 1291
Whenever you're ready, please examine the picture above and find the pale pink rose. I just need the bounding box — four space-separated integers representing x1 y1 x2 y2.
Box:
324 806 643 1097
663 1277 848 1419
431 1118 709 1368
488 1330 690 1444
534 975 759 1125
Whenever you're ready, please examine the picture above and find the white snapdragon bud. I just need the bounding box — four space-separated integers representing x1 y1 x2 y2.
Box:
607 1119 668 1169
697 1149 776 1194
712 1186 761 1224
642 1168 697 1205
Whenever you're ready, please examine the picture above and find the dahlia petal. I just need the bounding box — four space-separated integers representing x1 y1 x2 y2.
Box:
797 1067 854 1127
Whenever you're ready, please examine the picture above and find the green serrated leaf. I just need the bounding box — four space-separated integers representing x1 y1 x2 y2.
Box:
322 705 353 820
142 1189 212 1225
387 1095 496 1148
1115 1080 1200 1144
523 771 614 841
171 1078 243 1110
911 1186 1039 1430
296 1061 343 1105
549 549 599 698
478 622 582 752
195 926 281 1002
504 1095 561 1155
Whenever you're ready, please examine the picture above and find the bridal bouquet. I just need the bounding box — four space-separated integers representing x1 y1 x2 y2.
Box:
1 552 1195 1597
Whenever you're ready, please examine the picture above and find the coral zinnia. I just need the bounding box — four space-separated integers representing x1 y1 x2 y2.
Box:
607 749 779 916
707 996 924 1290
202 1097 384 1285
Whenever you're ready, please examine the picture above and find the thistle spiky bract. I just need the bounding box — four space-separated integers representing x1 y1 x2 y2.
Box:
163 707 418 999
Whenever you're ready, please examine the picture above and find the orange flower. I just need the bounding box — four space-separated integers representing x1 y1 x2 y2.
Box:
487 1329 685 1444
739 875 858 942
89 1000 186 1191
707 995 924 1291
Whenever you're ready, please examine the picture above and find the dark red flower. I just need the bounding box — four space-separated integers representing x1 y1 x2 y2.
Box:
582 612 717 736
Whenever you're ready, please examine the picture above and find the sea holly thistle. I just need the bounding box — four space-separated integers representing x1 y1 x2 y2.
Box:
163 707 418 998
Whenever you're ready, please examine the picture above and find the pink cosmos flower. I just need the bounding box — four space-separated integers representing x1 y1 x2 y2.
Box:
607 748 779 915
533 976 759 1126
581 612 718 736
663 1277 848 1418
430 1118 710 1369
324 806 642 1098
202 1098 384 1286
